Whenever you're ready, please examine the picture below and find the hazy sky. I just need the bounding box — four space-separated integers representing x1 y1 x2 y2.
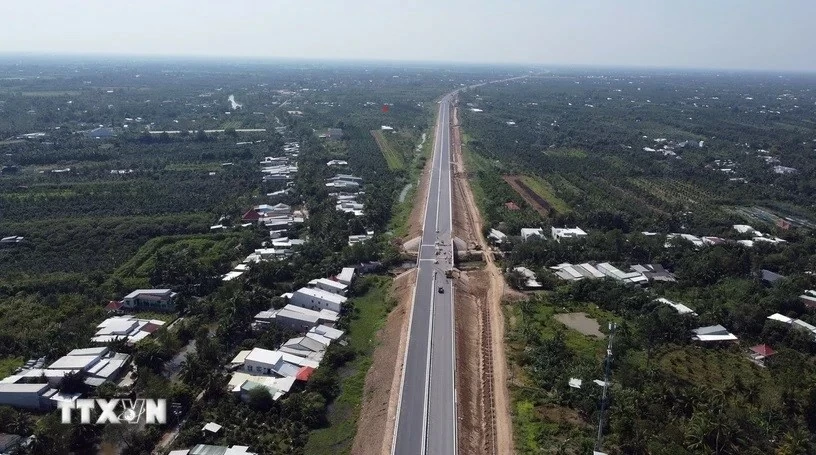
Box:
4 0 815 71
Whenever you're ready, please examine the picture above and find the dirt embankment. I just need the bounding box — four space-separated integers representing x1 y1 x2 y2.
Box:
351 270 416 455
503 175 553 217
450 99 515 455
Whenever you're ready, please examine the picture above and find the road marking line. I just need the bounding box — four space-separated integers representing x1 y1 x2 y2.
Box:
421 272 437 455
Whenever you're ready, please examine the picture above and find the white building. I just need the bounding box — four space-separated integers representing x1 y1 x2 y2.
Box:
488 229 507 244
520 228 545 241
237 348 302 378
254 304 339 332
336 267 356 286
512 267 543 289
0 383 53 410
289 287 347 313
596 262 648 285
551 226 587 242
692 325 738 342
308 278 348 296
122 289 177 311
92 316 165 344
656 297 697 315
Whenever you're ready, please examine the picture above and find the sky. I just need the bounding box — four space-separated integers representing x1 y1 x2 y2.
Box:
3 0 816 72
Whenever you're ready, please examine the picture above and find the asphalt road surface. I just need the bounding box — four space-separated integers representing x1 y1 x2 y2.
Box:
393 94 456 455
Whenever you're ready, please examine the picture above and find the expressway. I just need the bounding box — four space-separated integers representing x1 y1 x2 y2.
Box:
393 94 457 455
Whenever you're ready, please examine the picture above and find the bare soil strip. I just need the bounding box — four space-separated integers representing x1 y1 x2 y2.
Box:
503 175 553 217
451 101 514 455
351 270 416 455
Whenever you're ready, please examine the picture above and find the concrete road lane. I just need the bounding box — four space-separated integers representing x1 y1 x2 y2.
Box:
393 95 456 455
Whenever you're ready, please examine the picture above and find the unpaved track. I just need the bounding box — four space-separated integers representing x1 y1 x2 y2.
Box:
352 270 416 455
451 100 514 454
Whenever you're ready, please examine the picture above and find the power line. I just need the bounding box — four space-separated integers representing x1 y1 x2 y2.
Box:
594 322 616 453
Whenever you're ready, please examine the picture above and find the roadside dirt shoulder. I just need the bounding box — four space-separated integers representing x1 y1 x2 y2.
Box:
451 100 515 455
351 270 416 455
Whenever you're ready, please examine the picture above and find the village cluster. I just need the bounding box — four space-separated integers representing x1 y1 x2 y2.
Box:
493 223 816 366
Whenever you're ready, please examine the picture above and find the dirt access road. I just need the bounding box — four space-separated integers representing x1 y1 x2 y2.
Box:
450 102 515 455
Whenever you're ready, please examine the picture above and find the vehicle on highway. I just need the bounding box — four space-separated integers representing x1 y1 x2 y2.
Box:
438 287 444 293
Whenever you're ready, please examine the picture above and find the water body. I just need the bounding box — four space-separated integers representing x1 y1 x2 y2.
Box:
399 183 413 203
416 132 427 152
228 94 242 110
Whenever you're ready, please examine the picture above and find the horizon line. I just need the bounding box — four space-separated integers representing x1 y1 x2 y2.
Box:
0 52 815 76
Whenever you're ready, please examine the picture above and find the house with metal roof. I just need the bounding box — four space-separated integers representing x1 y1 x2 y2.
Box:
551 226 587 242
308 278 348 296
290 287 348 313
692 324 738 342
122 289 177 311
336 267 356 286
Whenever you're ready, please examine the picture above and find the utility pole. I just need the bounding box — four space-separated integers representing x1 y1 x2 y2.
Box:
595 322 616 453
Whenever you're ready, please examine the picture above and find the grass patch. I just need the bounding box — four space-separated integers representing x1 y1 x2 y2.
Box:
0 356 24 378
305 276 395 455
656 346 771 389
519 175 571 213
109 233 243 288
371 130 405 170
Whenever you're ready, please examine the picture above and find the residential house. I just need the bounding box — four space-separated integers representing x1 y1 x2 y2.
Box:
512 267 543 289
692 325 738 341
238 348 301 378
768 313 816 340
596 262 648 285
86 127 115 139
665 233 705 248
0 433 26 454
734 224 761 236
0 384 53 410
308 278 348 296
550 262 606 281
631 264 676 282
656 297 696 315
551 226 588 242
327 174 363 184
122 289 177 312
254 304 339 332
761 269 785 284
168 444 258 455
488 229 507 244
325 128 343 140
289 287 347 313
92 316 165 344
348 231 374 246
800 291 816 309
748 344 776 366
336 267 356 286
520 228 545 241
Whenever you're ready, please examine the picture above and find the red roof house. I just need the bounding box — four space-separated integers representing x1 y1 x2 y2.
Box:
504 201 520 211
105 300 125 312
295 366 315 381
241 209 261 222
749 344 776 366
